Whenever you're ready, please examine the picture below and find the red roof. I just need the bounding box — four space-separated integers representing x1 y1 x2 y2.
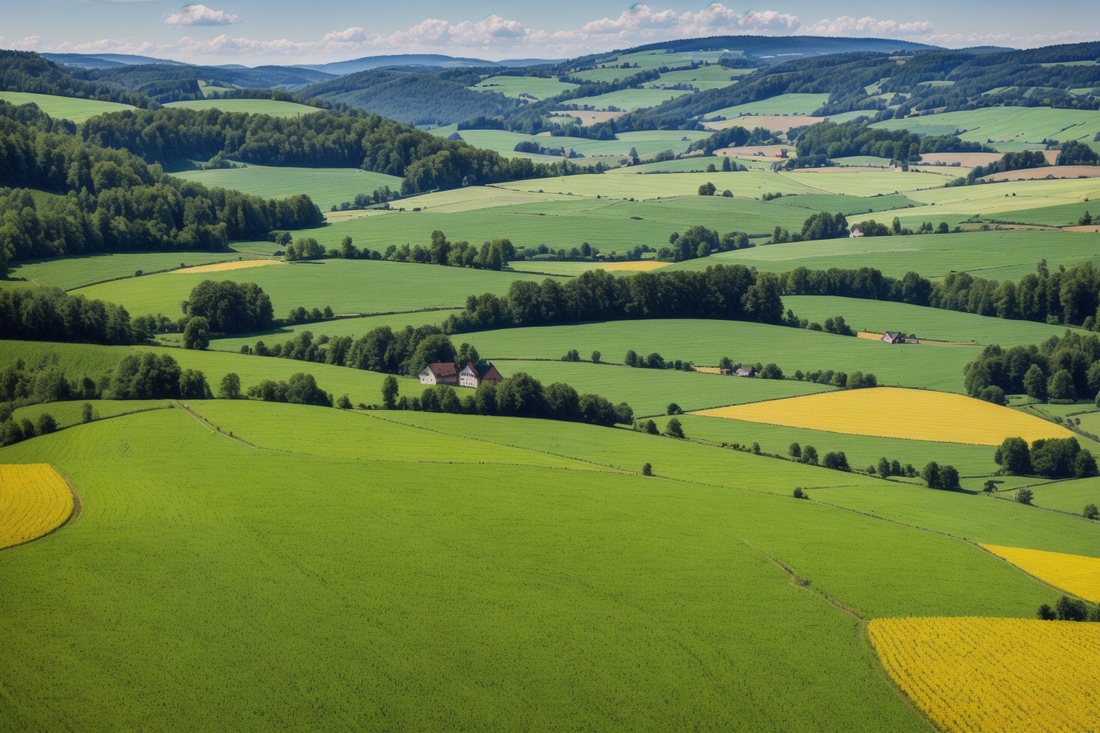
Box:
426 363 457 377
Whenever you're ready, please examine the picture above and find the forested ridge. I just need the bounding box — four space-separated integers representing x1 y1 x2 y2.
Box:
0 102 323 272
0 50 154 108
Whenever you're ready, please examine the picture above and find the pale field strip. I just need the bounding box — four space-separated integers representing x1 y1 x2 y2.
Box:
907 178 1100 216
980 544 1100 602
0 464 74 549
172 260 284 274
693 387 1078 446
599 261 670 272
869 617 1100 733
703 115 826 132
978 165 1100 183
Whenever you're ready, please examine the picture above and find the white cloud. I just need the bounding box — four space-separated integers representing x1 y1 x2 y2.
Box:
165 5 242 28
6 35 170 55
800 16 934 37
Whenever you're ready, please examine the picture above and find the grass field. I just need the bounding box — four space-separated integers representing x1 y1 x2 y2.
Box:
670 229 1100 282
664 414 1000 476
163 99 327 118
471 319 992 393
873 107 1100 147
704 93 832 119
981 544 1100 602
0 91 135 122
12 399 173 430
207 310 460 351
4 251 242 291
491 360 830 416
72 259 551 319
2 402 1064 731
171 165 403 211
571 88 692 111
870 617 1100 733
469 76 578 99
1018 476 1100 515
695 387 1079 446
647 66 747 91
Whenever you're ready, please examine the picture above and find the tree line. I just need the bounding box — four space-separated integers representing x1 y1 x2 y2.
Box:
0 51 153 109
964 329 1100 403
994 435 1098 479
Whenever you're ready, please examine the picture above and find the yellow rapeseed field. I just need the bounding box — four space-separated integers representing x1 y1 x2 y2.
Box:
694 387 1078 445
869 617 1100 733
172 259 283 274
981 544 1100 602
599 261 669 272
0 464 74 549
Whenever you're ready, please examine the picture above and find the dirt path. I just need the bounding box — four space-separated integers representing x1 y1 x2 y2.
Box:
741 540 864 620
173 401 260 448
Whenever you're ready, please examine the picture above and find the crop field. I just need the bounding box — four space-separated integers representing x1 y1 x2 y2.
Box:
0 91 135 122
73 259 551 319
783 295 1079 345
472 319 989 393
207 310 460 351
172 165 404 211
12 400 173 430
492 360 830 416
872 106 1100 147
430 128 570 162
980 544 1100 602
501 170 832 199
4 251 242 291
704 93 832 119
695 387 1078 446
704 114 827 132
2 405 1060 731
978 164 1100 183
469 76 578 99
172 259 283 274
870 617 1100 733
665 415 999 476
0 463 74 549
982 199 1099 226
163 99 327 117
673 229 1100 282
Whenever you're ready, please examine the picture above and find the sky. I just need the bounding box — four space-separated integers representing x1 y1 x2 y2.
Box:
1 1 1095 66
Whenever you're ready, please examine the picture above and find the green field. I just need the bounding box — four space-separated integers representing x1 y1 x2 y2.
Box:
433 129 710 161
4 251 244 291
469 76 578 99
0 91 135 122
72 259 551 319
163 99 327 118
207 310 460 351
171 165 403 211
1015 476 1100 515
670 229 1100 282
470 319 984 393
11 399 173 429
705 94 832 119
872 107 1100 147
663 414 1000 477
573 88 692 111
646 66 749 91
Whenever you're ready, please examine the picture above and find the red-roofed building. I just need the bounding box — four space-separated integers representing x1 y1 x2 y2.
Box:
419 363 458 385
459 362 504 389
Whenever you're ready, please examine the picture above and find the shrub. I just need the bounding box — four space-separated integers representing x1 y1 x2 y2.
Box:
793 487 808 499
1083 503 1098 520
642 463 653 476
665 418 684 439
1016 488 1034 505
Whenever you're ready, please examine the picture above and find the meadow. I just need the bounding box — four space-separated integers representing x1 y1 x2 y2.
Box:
0 91 135 122
704 93 833 119
468 76 578 99
872 106 1100 147
2 403 1063 732
163 99 327 118
4 251 243 291
566 88 691 111
1016 476 1100 516
207 310 461 351
172 165 403 211
646 66 747 91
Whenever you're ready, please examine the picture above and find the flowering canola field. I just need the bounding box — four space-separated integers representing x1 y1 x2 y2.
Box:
869 617 1100 733
0 464 74 549
694 387 1077 445
981 544 1100 602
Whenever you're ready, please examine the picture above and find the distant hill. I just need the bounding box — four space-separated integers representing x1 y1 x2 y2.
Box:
300 54 499 75
70 63 335 102
43 53 191 68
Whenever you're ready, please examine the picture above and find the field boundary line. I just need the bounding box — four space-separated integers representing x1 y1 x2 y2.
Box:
968 541 1096 603
173 402 261 448
0 467 80 551
741 540 864 620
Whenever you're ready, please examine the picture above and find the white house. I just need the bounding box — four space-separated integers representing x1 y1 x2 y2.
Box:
419 363 458 386
458 362 504 389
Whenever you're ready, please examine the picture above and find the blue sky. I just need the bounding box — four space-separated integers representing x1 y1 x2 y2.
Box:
1 1 1094 65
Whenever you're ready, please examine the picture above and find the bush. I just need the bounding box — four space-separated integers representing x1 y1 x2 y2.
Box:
667 403 683 415
793 487 808 499
1055 595 1088 622
665 418 684 439
822 451 849 471
1016 488 1034 505
642 463 653 476
1037 603 1056 620
1083 503 1098 520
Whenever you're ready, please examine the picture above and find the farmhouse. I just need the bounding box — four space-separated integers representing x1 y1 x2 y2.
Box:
882 331 916 344
735 367 756 377
850 228 864 238
459 361 504 389
419 363 458 385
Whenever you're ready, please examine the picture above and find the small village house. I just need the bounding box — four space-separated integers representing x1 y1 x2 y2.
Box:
882 331 914 344
459 362 504 389
419 363 458 386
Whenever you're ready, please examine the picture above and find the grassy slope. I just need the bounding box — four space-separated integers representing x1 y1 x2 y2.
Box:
1017 476 1100 515
5 252 242 291
0 91 135 122
472 319 981 393
72 259 551 318
206 310 460 351
11 400 173 429
492 360 830 416
171 166 403 211
668 230 1100 282
163 99 325 118
468 76 578 99
706 93 832 118
872 107 1100 145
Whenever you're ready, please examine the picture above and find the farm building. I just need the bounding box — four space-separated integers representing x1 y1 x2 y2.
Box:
735 367 756 377
882 332 918 344
459 362 504 389
850 228 864 238
419 363 458 386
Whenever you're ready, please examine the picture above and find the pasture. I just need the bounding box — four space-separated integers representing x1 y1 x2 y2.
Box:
172 165 404 211
647 66 747 91
704 93 832 119
5 251 242 291
572 88 692 111
163 99 327 117
0 91 135 122
2 403 1062 731
469 76 578 99
1016 475 1100 516
208 310 461 351
872 106 1100 147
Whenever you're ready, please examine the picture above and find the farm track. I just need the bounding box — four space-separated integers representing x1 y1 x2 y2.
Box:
741 540 864 620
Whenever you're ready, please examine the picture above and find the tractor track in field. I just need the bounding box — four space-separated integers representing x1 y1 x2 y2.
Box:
741 540 864 620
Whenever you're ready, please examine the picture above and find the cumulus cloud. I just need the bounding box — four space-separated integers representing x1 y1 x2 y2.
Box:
6 34 169 55
165 5 242 28
800 16 934 37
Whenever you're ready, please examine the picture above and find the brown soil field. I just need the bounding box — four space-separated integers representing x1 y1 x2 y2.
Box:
978 165 1100 183
550 110 627 125
172 259 284 274
703 115 825 132
715 145 793 159
1065 225 1100 233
